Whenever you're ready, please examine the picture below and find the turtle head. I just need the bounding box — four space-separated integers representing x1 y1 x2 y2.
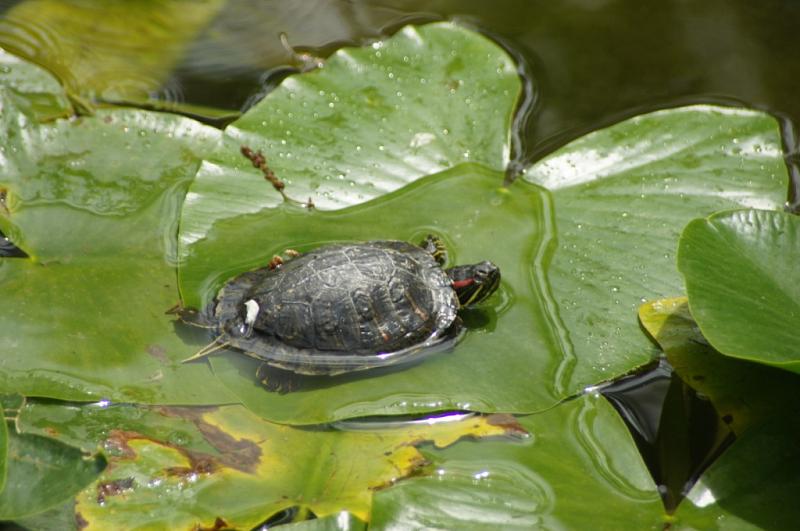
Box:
447 261 500 307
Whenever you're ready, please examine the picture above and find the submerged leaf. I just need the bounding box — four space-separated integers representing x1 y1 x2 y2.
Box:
524 105 788 397
0 0 225 108
677 208 800 372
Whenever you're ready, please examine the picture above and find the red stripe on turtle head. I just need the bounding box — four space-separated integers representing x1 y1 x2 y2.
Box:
451 278 475 289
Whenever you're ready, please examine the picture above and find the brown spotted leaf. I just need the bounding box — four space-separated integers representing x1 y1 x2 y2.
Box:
72 405 523 529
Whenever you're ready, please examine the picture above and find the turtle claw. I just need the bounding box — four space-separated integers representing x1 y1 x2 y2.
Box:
181 339 230 363
167 303 217 329
419 234 448 265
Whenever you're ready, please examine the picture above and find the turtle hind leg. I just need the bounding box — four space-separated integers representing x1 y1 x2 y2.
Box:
257 363 302 394
419 234 448 265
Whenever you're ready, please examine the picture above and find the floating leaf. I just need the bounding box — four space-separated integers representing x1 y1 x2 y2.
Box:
0 0 225 108
0 430 104 519
0 54 237 404
639 297 800 435
0 48 71 120
66 405 523 529
677 209 800 372
524 105 788 396
178 21 521 254
371 394 663 529
0 420 6 496
6 499 79 531
676 416 800 530
184 167 564 424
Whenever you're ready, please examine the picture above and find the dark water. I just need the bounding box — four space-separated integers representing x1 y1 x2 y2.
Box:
2 0 798 512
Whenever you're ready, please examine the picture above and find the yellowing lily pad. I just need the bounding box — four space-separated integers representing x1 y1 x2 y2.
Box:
70 405 524 529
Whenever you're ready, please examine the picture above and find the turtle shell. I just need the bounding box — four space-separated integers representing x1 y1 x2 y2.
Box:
213 241 459 375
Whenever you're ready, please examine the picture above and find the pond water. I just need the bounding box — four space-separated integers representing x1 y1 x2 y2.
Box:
1 0 797 519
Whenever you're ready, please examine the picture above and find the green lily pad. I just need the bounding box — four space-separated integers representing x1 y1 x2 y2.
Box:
0 54 237 404
178 21 521 259
371 394 664 529
524 105 788 396
677 209 800 372
0 48 71 120
184 166 564 424
0 0 225 109
57 404 520 529
0 429 104 519
6 500 80 531
280 513 366 531
0 421 6 495
675 415 800 530
639 297 800 436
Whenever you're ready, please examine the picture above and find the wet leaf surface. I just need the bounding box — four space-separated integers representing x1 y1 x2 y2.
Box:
0 48 71 120
675 416 800 530
5 499 79 531
677 208 800 372
0 429 104 519
178 21 521 258
371 394 664 529
188 167 564 424
48 404 524 530
0 56 237 404
0 420 6 496
524 105 788 397
639 297 800 436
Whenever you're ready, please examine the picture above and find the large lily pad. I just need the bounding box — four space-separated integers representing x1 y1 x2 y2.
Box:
178 21 521 256
0 55 237 404
371 394 664 529
0 429 104 519
524 105 788 396
639 297 800 435
19 403 521 529
677 208 800 372
675 415 800 530
0 48 71 120
186 166 563 424
0 421 6 496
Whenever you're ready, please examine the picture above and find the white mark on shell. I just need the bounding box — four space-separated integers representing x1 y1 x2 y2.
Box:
244 299 260 326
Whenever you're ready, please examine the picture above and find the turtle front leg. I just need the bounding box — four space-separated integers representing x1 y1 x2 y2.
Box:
419 234 448 265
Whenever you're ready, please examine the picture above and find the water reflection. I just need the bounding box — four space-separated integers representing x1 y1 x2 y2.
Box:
602 359 732 511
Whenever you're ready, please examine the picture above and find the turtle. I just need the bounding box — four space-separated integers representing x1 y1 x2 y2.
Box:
178 235 500 390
